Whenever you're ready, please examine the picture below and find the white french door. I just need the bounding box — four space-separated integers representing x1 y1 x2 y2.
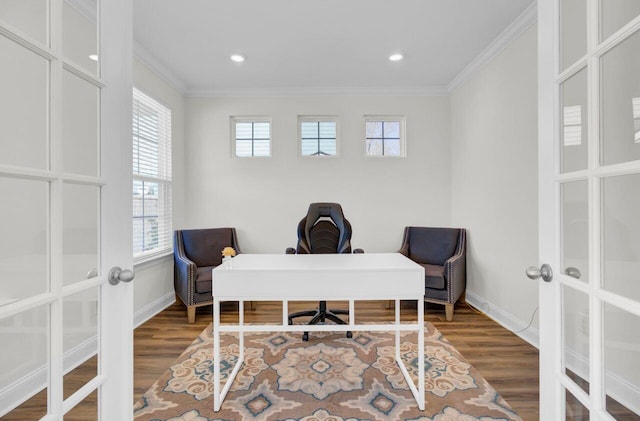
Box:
538 1 640 419
0 0 133 420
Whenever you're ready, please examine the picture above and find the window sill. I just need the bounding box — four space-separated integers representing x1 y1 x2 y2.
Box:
133 250 173 270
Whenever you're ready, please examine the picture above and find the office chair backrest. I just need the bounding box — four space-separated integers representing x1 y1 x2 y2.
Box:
295 203 353 254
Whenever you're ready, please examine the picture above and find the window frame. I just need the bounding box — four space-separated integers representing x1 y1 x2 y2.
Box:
231 116 272 158
132 87 173 263
364 115 407 158
298 115 340 158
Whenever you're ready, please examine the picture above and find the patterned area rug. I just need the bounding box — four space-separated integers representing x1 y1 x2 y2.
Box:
134 323 522 421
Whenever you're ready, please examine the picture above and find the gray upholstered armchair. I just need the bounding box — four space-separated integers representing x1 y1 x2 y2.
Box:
399 227 466 321
174 227 242 323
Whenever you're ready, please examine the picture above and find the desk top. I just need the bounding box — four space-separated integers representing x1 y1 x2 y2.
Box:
212 253 424 300
215 253 422 272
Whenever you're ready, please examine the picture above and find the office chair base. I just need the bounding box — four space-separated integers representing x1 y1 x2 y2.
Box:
288 308 352 341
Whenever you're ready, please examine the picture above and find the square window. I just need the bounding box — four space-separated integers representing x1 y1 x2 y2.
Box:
365 116 405 157
231 117 271 157
299 117 338 157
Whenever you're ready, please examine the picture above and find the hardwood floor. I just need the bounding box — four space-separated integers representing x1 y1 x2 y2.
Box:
133 300 541 421
3 300 541 420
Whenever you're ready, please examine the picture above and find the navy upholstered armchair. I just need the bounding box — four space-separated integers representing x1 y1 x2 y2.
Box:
399 227 466 321
174 227 241 323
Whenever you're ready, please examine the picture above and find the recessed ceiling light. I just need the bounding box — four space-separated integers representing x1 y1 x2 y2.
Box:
89 54 99 61
388 53 404 62
230 54 246 63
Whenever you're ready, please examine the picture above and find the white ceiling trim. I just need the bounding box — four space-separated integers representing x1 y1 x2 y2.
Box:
447 1 537 93
133 41 188 93
186 86 450 98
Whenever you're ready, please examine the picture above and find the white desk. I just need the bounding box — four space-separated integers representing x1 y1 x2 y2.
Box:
212 253 425 411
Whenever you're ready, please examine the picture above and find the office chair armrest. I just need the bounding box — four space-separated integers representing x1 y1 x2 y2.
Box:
286 247 297 254
353 248 364 254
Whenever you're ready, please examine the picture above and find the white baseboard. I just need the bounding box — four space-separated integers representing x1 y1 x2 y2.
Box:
0 337 97 417
465 289 540 349
134 291 176 328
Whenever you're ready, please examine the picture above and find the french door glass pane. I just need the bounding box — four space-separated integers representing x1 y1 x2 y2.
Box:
0 177 49 302
0 34 48 169
62 70 99 176
561 181 588 283
560 0 586 71
601 29 640 166
63 288 98 399
0 305 48 417
602 173 640 301
63 0 98 76
64 389 98 420
601 1 640 42
565 387 589 420
603 303 640 418
562 285 589 394
0 0 48 45
560 68 588 173
63 183 99 286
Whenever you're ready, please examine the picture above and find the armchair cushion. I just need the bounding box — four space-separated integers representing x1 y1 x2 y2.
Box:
409 227 459 266
422 264 446 290
181 229 233 267
194 266 214 294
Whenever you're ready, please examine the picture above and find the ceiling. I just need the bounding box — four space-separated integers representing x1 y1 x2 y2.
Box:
133 0 536 95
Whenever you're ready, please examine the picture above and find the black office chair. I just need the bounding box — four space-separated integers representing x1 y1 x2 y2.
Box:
286 203 363 341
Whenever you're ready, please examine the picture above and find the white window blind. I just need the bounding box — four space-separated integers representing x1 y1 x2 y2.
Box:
299 117 338 157
563 105 582 146
633 97 640 143
132 88 172 261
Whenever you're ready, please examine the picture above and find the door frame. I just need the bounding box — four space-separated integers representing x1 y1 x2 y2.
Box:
99 0 134 419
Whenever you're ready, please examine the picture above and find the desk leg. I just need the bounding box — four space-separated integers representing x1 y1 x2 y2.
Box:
239 301 244 363
418 296 425 410
395 299 400 361
213 299 221 411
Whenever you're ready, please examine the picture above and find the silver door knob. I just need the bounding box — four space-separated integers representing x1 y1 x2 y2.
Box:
108 267 135 285
564 267 581 279
526 264 553 282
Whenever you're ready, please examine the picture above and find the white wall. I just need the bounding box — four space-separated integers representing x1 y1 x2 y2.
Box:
184 95 452 253
132 57 186 325
450 25 540 335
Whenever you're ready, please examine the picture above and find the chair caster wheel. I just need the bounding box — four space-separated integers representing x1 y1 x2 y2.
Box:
346 331 352 338
302 332 309 342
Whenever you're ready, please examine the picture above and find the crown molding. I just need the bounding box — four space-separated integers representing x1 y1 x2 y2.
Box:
133 41 188 93
186 85 450 98
447 1 537 93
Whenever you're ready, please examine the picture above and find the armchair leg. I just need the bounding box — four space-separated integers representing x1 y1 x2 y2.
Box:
445 303 454 322
187 306 196 324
